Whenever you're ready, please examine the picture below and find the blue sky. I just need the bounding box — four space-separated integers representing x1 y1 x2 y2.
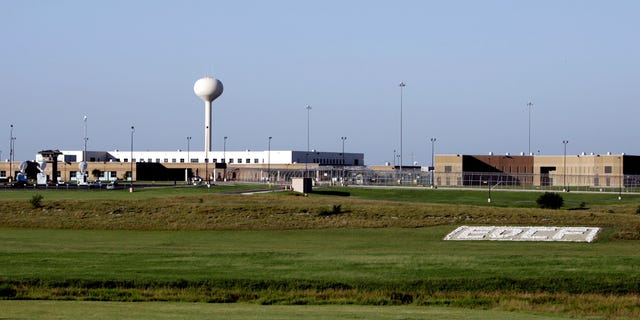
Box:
2 0 639 165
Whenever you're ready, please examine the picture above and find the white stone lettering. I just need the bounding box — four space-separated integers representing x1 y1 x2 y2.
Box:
520 227 556 240
489 227 523 239
457 226 493 240
445 226 600 242
552 227 591 241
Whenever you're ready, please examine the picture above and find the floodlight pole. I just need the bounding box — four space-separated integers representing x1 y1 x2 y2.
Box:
9 124 15 182
223 136 228 182
430 137 436 187
562 140 569 192
187 136 191 163
619 155 623 200
398 82 406 183
130 126 135 192
341 136 347 181
83 116 88 163
306 105 312 178
527 101 533 155
268 136 272 184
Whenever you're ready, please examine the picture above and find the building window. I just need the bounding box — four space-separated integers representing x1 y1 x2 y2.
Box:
155 159 160 163
110 171 117 178
190 159 198 163
238 159 243 164
212 159 217 163
0 171 5 178
605 166 612 174
180 159 185 163
124 159 129 162
254 158 259 164
147 158 152 163
172 159 176 163
444 166 452 173
164 158 168 163
229 159 234 164
246 158 251 164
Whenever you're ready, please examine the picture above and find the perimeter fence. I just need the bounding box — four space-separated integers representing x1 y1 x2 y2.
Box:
235 166 640 193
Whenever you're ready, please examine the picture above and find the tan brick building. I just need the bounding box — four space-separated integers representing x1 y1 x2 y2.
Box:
434 153 638 189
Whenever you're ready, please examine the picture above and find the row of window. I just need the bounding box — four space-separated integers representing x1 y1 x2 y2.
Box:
118 158 262 164
313 158 347 165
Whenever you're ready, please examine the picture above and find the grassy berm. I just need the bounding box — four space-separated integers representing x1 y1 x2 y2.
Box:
1 186 640 319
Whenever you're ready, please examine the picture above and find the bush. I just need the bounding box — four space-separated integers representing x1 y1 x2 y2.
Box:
318 204 343 216
536 192 564 209
30 193 44 209
0 284 17 298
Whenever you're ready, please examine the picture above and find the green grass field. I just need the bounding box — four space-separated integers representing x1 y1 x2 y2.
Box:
0 301 573 320
1 185 640 319
0 227 639 318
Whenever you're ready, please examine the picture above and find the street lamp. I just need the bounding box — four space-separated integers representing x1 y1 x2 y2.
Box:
9 124 15 182
187 136 191 164
398 82 406 180
562 140 569 192
430 138 436 169
527 101 533 155
619 154 623 200
268 136 272 184
430 138 436 187
130 126 135 192
83 115 88 163
306 105 312 178
341 136 347 181
223 136 228 182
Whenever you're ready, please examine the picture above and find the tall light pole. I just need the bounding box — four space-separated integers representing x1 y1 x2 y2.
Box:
186 136 191 163
430 138 436 187
223 136 228 163
619 154 623 200
306 105 312 178
268 136 272 184
562 140 569 192
223 136 228 182
130 126 135 192
341 136 347 180
9 124 15 182
527 101 533 155
83 116 88 162
430 138 437 169
398 82 406 180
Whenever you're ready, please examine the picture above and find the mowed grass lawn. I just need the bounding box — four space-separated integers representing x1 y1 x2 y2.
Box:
0 300 573 320
2 185 640 318
1 227 639 318
2 226 636 283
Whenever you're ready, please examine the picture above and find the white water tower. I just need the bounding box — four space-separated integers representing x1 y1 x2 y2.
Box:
194 76 223 154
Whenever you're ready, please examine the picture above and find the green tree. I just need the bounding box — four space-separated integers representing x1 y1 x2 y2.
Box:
91 169 102 181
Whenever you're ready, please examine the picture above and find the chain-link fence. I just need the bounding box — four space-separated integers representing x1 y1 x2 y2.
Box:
232 166 640 193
